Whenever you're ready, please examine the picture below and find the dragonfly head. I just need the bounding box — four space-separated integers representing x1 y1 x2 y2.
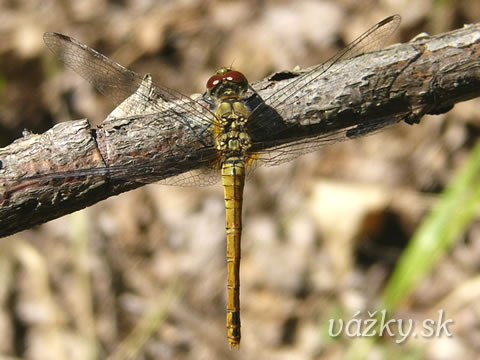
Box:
206 68 248 99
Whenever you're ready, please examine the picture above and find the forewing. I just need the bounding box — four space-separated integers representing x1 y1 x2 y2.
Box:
43 32 215 129
249 15 401 135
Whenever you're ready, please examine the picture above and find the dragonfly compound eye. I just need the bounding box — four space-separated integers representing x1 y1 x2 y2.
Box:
206 74 224 90
223 71 247 84
206 70 249 94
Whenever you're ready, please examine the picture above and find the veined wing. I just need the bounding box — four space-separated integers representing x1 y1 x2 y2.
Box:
43 32 216 130
256 15 400 119
249 113 408 167
247 15 402 166
1 150 222 188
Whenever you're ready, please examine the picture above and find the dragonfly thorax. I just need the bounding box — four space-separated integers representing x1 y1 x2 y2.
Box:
215 100 251 156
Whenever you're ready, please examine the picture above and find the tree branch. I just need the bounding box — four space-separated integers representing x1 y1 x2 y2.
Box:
1 23 480 237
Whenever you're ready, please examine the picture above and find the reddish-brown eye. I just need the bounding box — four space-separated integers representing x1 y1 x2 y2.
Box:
223 71 247 84
206 70 249 92
206 74 223 90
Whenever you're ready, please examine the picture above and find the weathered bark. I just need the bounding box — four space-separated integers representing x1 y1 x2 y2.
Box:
1 23 480 237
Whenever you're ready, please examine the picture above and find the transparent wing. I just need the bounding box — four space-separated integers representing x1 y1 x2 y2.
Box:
1 167 221 189
250 113 408 167
257 15 400 119
43 32 216 129
1 139 221 188
248 15 400 133
247 15 402 166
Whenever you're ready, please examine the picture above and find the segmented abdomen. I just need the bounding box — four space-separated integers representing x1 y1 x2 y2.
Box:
221 156 245 348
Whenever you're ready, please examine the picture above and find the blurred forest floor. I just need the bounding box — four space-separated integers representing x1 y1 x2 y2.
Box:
1 1 480 359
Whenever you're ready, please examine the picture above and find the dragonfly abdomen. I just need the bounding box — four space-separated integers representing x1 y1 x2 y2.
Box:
222 156 246 348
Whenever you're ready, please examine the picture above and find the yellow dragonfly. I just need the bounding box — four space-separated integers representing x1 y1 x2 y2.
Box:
36 15 402 348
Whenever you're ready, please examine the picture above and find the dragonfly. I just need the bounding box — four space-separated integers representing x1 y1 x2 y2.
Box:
19 15 401 348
